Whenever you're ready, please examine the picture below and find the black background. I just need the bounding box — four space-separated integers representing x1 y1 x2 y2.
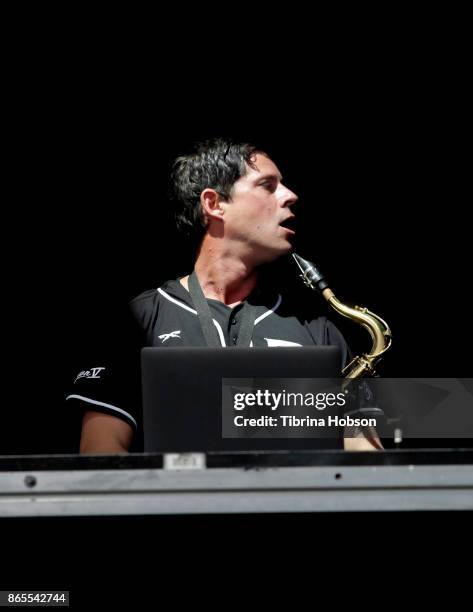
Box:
1 19 471 606
5 41 470 455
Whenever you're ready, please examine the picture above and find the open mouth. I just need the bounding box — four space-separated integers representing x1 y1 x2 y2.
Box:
279 216 297 234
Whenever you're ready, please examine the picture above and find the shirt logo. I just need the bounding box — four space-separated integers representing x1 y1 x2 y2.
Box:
158 330 181 343
74 367 105 384
264 338 302 347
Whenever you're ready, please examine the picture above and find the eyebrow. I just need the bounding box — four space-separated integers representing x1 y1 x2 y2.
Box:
255 173 283 183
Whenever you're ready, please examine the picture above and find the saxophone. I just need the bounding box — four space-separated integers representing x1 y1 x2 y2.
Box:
292 253 392 380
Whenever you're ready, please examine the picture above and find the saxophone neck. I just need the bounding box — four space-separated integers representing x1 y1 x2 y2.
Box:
323 290 392 357
292 252 392 379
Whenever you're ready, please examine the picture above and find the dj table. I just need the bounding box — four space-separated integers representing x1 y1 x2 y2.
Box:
1 450 472 516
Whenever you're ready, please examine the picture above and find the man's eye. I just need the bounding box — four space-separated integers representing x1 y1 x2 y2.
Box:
261 182 275 192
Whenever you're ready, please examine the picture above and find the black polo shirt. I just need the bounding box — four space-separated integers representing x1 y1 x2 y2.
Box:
66 277 351 439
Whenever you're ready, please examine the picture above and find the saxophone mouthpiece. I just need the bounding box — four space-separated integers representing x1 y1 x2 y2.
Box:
292 253 329 293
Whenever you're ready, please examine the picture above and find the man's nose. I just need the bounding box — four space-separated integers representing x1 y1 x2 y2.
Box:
281 186 298 207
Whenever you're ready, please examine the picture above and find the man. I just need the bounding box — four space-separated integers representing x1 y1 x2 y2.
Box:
69 138 381 452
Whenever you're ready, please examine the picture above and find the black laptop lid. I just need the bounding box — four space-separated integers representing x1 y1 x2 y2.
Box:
141 346 342 452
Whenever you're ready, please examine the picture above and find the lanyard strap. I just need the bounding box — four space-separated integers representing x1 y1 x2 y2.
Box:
188 271 257 347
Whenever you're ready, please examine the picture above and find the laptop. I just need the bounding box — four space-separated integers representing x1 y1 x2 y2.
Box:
141 346 342 453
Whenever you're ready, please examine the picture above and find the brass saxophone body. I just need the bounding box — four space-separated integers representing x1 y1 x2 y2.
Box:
292 253 392 379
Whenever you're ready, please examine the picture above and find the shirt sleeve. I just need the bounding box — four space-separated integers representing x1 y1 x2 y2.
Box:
65 300 146 448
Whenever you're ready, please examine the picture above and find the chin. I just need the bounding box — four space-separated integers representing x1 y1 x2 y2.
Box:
276 238 294 254
254 242 293 265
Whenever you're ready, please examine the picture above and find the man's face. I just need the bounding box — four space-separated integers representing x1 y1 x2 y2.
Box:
220 153 298 263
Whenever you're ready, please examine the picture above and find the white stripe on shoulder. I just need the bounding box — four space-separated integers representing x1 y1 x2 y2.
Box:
66 394 138 428
255 294 282 325
158 288 197 314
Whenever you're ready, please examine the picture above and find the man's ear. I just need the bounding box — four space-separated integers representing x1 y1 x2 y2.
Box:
200 188 225 223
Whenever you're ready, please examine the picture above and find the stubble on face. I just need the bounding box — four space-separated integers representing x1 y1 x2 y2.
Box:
222 153 297 262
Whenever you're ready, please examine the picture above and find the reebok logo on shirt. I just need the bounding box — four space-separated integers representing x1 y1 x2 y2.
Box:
158 330 181 343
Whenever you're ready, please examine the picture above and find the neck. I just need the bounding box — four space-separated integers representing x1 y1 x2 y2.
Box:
191 234 258 306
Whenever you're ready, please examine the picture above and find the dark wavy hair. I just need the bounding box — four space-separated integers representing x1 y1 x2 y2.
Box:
171 138 261 244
